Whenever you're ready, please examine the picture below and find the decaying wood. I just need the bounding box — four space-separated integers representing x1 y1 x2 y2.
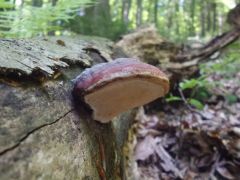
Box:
0 36 112 79
116 26 240 83
0 36 134 180
116 4 240 84
172 28 240 67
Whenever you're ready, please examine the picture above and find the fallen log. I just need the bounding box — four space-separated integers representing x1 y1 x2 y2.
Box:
0 36 135 180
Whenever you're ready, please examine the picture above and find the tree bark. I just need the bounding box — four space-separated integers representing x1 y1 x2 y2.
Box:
0 36 133 179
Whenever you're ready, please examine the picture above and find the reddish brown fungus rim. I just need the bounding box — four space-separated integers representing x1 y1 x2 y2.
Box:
74 58 168 91
83 74 170 97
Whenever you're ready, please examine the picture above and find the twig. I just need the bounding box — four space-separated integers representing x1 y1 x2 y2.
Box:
178 88 210 120
178 87 195 111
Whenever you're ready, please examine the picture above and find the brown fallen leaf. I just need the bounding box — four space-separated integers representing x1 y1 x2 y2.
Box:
134 136 155 161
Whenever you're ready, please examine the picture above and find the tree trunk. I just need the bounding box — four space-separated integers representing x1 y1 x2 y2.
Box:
122 0 132 27
48 0 58 35
0 36 133 180
212 2 217 33
69 0 112 38
51 0 58 6
136 0 143 27
175 0 180 35
154 0 158 26
32 0 43 7
207 2 212 32
167 0 173 32
190 0 196 36
200 0 206 37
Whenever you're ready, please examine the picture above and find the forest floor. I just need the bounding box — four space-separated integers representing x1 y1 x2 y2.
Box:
130 69 240 179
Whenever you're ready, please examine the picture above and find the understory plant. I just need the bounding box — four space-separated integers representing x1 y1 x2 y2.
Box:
0 0 93 38
167 41 240 109
167 77 210 110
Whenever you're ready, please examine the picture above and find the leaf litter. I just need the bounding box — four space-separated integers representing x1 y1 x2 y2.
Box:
126 71 240 180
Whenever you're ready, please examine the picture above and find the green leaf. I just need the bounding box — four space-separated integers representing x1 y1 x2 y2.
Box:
225 94 238 105
179 79 199 90
166 95 182 102
189 98 204 110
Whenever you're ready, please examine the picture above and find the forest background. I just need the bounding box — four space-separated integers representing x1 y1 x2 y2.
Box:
0 0 238 41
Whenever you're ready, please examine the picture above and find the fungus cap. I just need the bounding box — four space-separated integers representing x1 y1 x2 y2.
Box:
73 58 169 123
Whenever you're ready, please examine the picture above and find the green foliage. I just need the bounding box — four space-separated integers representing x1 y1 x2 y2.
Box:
0 0 93 38
166 94 181 102
0 0 13 9
188 98 204 110
180 77 210 99
179 77 208 90
166 77 210 110
225 94 238 105
168 41 240 109
0 0 235 40
57 0 235 41
201 42 240 78
200 42 240 105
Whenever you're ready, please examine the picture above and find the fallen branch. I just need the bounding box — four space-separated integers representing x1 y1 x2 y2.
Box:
173 28 240 64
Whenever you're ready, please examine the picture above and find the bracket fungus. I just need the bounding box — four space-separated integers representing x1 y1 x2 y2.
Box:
73 58 169 123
